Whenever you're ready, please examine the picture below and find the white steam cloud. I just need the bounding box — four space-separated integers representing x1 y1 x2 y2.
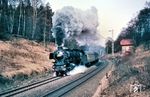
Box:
67 65 88 75
52 6 100 46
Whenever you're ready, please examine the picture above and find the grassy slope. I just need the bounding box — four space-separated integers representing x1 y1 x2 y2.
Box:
102 46 150 97
0 39 56 81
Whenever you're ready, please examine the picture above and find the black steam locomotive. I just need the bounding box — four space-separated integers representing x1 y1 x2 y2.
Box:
49 47 99 76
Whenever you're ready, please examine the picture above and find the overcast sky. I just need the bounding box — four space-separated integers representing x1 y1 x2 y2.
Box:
44 0 148 40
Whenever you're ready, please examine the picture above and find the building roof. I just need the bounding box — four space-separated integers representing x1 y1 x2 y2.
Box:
120 39 134 46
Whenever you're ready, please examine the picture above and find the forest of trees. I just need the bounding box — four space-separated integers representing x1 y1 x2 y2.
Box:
106 2 150 53
1 0 150 51
0 0 54 44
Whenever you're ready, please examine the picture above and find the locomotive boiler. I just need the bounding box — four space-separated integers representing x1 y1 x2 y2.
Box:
49 47 99 76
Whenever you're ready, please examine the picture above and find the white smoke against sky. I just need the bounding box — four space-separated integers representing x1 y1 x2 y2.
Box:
52 6 100 46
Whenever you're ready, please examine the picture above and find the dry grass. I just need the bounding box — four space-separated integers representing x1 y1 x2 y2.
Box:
0 39 56 82
101 47 150 97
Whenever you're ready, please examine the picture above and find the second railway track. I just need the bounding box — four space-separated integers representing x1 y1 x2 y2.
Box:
0 76 61 97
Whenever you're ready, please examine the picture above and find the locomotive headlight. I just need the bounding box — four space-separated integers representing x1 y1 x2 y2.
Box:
54 50 64 60
57 51 63 57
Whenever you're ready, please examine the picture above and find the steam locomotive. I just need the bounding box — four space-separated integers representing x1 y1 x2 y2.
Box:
49 47 99 76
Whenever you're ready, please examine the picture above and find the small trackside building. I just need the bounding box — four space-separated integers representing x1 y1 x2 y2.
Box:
120 39 135 55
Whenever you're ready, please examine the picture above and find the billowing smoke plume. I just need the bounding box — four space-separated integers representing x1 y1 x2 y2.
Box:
52 6 99 46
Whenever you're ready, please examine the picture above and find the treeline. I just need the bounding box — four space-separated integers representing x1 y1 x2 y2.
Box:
106 2 150 53
0 0 54 43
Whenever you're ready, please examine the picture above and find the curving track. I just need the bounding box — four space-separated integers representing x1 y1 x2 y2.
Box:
0 76 61 97
43 62 107 97
0 61 107 97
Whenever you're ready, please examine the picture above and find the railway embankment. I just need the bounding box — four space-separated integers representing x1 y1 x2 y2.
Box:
0 39 55 91
94 46 150 97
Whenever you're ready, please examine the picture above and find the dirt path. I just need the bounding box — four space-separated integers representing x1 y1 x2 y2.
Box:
92 60 114 97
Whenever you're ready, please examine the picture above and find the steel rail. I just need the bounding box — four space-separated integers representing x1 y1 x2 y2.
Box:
43 62 107 97
0 76 61 97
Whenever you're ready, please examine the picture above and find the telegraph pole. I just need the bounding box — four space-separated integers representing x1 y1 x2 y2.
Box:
109 29 114 57
109 29 114 73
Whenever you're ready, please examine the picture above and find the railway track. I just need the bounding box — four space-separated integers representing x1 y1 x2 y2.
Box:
0 61 107 97
0 76 61 97
43 62 107 97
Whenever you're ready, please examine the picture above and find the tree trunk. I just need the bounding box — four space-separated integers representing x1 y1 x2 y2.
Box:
31 0 37 39
32 11 37 39
49 29 51 42
23 8 26 37
10 10 15 34
0 10 1 20
43 10 47 48
17 4 22 35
